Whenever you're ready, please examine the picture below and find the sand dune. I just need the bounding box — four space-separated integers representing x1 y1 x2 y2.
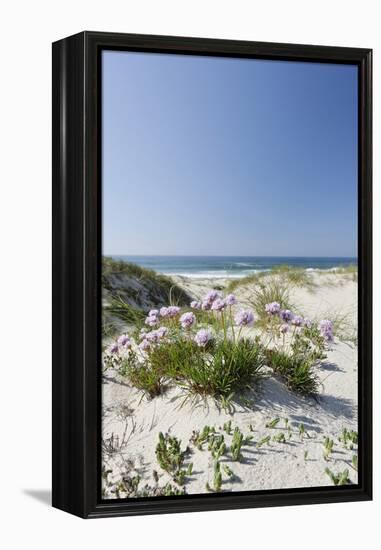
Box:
102 272 358 498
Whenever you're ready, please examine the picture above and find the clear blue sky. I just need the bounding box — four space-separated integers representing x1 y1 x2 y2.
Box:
102 51 358 257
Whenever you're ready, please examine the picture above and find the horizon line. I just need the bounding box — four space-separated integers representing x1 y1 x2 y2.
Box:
103 253 358 259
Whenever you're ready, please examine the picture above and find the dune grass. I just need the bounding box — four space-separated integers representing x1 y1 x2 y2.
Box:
227 272 265 292
266 348 319 396
246 279 294 323
227 265 315 293
315 309 357 345
121 337 264 405
334 264 358 282
102 256 190 306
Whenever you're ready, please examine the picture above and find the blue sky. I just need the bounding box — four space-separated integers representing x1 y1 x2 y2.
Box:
102 51 358 257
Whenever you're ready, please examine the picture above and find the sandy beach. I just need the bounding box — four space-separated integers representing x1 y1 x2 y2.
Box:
102 270 358 497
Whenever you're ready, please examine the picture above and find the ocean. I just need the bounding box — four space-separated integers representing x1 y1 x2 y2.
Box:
110 256 357 279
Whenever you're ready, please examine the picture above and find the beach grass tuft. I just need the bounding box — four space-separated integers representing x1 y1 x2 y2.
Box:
151 337 264 403
246 279 294 323
266 349 319 396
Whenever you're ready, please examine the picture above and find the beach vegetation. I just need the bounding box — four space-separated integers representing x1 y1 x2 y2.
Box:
206 461 223 492
227 265 316 293
266 417 280 429
155 432 192 486
323 436 334 460
266 349 319 395
190 425 217 450
324 467 351 486
272 433 286 443
104 287 334 403
246 279 294 323
256 435 271 448
208 433 227 460
352 454 358 471
230 427 245 461
338 428 358 449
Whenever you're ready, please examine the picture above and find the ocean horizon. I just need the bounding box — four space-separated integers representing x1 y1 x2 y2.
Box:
108 255 357 279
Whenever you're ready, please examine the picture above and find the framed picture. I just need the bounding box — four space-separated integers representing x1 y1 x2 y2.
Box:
52 31 372 518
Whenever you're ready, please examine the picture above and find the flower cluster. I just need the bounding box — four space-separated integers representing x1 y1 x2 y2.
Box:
139 326 168 351
201 290 222 310
234 309 255 327
145 305 182 326
265 302 281 316
145 309 159 326
194 328 213 347
319 319 334 343
160 305 181 318
263 302 334 343
180 311 196 329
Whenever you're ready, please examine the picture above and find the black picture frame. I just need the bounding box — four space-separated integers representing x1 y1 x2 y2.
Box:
52 31 372 519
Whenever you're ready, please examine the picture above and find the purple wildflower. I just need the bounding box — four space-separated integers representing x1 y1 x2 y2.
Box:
139 339 151 352
202 289 222 310
180 311 196 328
291 315 303 327
190 300 201 310
225 293 237 306
265 302 281 315
160 306 169 317
280 309 293 322
234 309 255 327
280 323 289 334
319 319 334 342
109 342 119 354
149 309 159 317
211 298 226 311
166 305 181 318
303 318 312 328
156 326 168 338
117 334 131 348
145 314 159 327
194 328 213 347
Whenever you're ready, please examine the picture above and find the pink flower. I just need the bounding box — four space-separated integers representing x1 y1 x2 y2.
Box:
319 319 334 342
180 311 196 328
194 328 213 347
108 342 119 354
117 334 131 348
145 314 159 327
225 294 237 306
234 309 255 327
190 300 201 309
265 302 281 315
202 289 222 310
211 298 226 311
139 339 151 351
161 305 181 318
291 315 303 327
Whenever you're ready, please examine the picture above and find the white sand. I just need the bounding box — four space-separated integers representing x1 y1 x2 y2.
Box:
102 272 358 497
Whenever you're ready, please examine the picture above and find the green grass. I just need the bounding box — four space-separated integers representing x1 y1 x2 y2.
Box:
266 348 319 396
121 336 264 404
334 264 358 282
227 272 265 292
105 296 146 327
102 256 190 308
317 309 357 345
171 338 264 402
246 279 294 323
119 351 164 399
227 265 315 293
155 432 193 486
270 265 316 289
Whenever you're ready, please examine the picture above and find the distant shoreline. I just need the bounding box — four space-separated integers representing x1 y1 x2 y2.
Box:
105 255 358 280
